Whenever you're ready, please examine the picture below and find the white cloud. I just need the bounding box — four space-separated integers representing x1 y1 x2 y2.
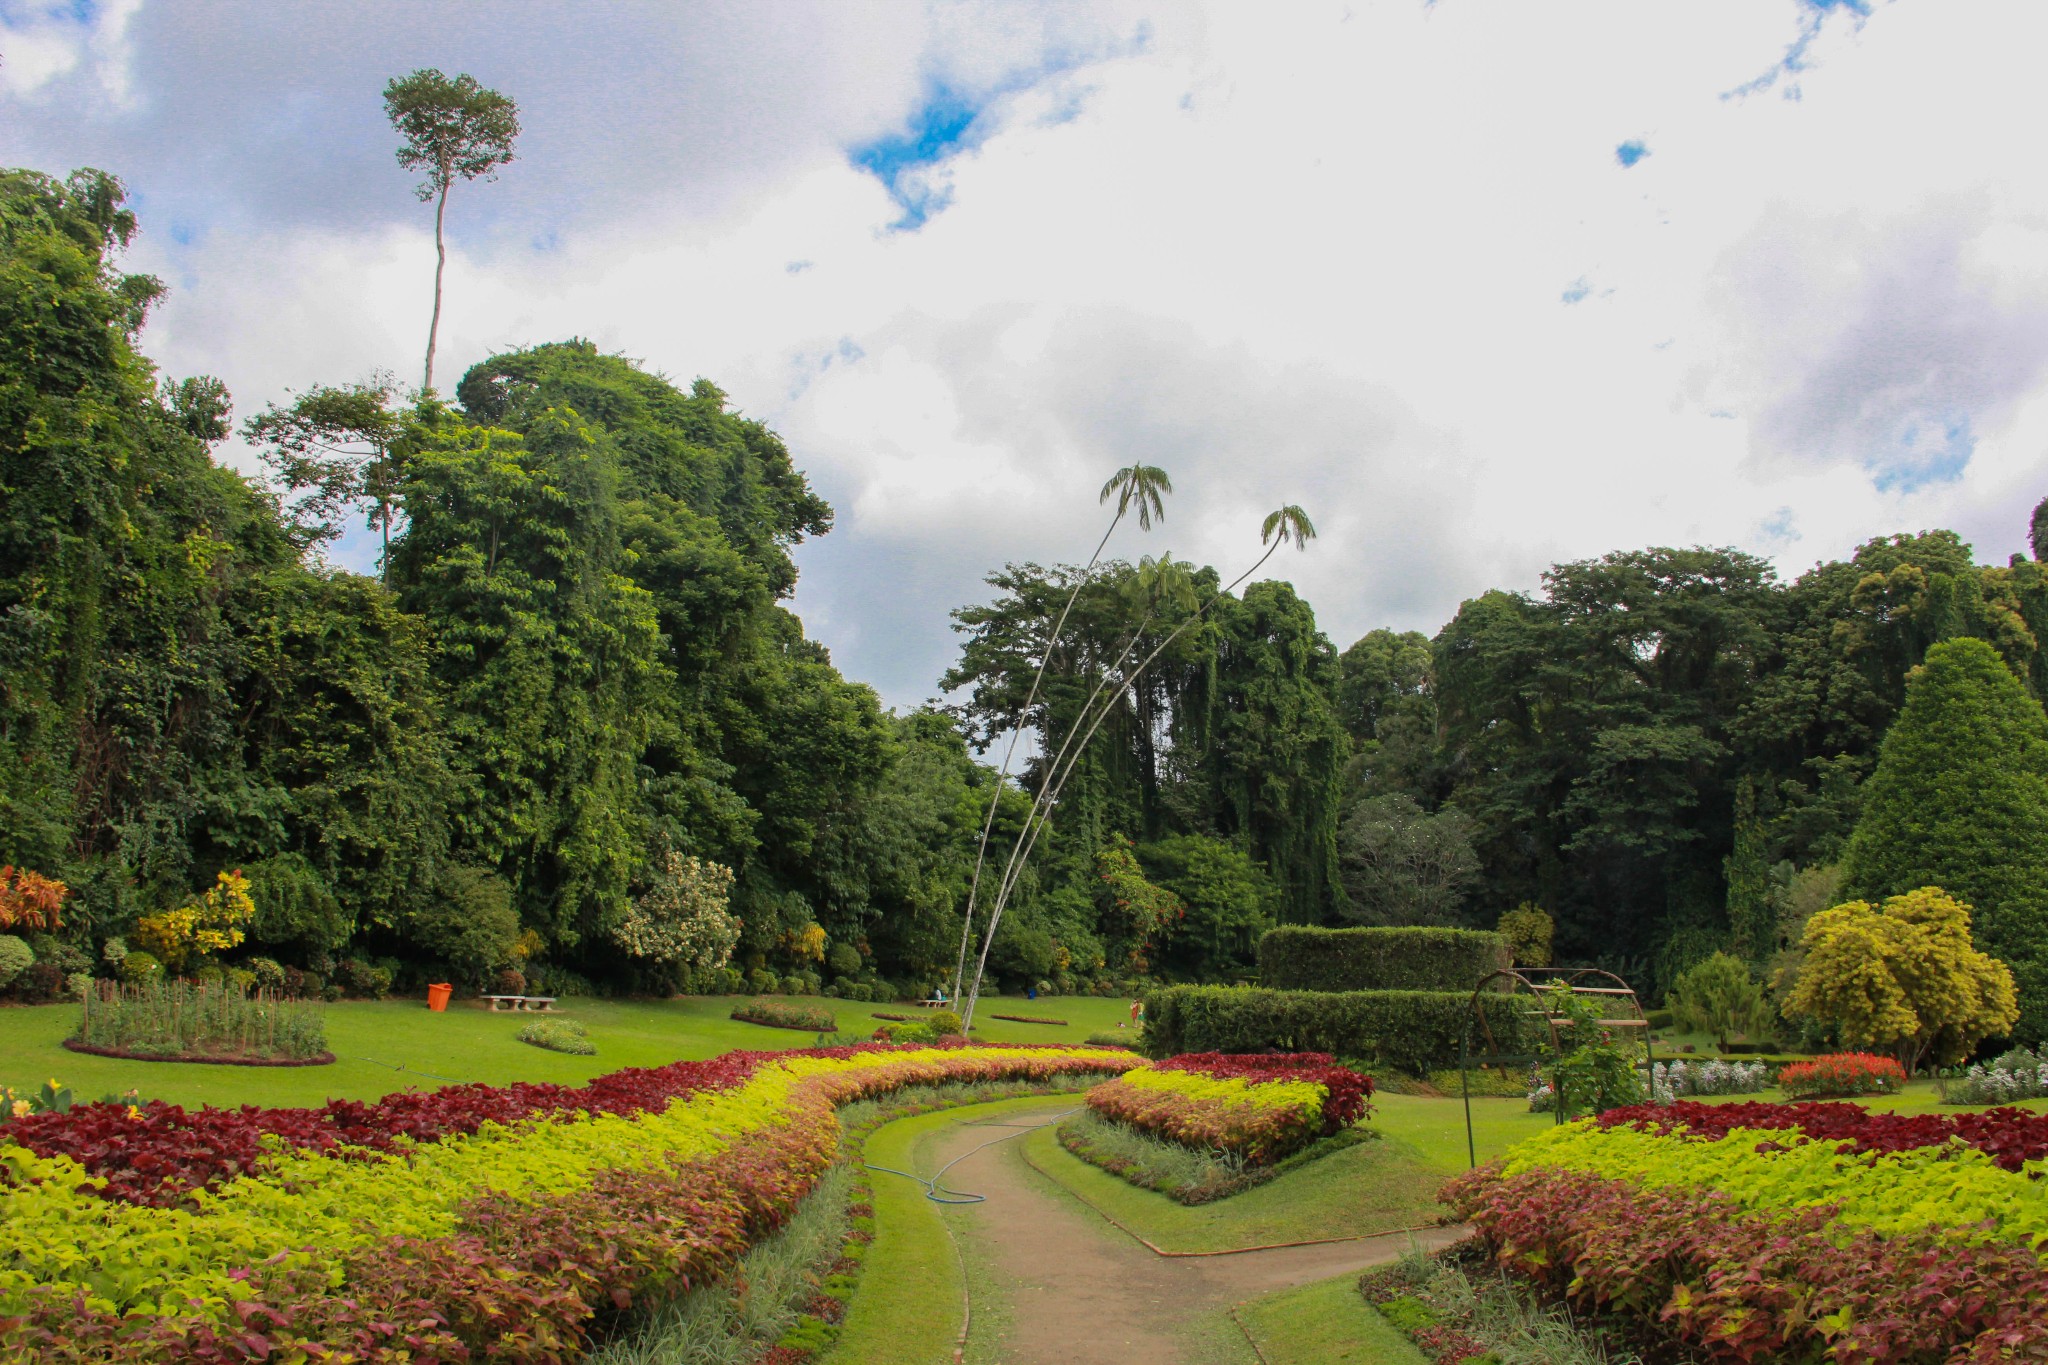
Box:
11 0 2048 707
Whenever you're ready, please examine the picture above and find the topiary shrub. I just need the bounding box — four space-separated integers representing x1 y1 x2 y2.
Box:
827 942 862 979
118 950 162 985
1142 984 1543 1075
927 1009 964 1037
1257 926 1510 994
0 934 33 991
243 957 286 992
244 853 351 951
493 967 527 997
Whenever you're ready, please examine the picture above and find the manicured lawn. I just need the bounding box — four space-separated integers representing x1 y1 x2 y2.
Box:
1019 1123 1444 1254
1235 1271 1428 1365
0 993 1142 1107
828 1096 1066 1365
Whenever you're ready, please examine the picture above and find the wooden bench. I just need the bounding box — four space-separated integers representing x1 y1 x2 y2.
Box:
917 995 950 1009
482 994 559 1013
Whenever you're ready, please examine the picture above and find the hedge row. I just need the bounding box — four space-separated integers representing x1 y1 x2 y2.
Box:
1140 985 1543 1075
1255 926 1510 994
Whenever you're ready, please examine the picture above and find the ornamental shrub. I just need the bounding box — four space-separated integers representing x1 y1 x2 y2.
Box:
927 1009 964 1037
0 934 32 990
1141 984 1542 1075
404 864 520 983
1666 951 1772 1051
1777 1051 1907 1098
1495 904 1553 968
1784 886 2017 1071
1842 637 2048 1043
613 849 739 973
134 870 255 973
244 853 350 951
1256 925 1509 994
117 950 161 984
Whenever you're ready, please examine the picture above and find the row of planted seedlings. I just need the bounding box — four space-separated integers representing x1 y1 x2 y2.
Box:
1445 1095 2048 1360
0 1039 1138 1361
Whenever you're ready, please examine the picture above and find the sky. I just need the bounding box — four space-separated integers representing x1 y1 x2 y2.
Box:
6 0 2048 711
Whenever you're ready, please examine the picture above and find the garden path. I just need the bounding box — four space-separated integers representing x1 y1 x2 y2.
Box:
924 1105 1464 1365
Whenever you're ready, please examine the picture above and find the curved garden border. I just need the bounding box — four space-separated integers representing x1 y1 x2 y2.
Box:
60 1038 336 1067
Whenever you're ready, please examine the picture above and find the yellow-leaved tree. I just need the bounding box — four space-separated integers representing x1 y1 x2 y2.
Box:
134 870 255 975
1783 886 2018 1073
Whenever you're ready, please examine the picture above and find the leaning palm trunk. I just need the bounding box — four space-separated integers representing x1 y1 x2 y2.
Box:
948 467 1172 1003
958 509 1314 1030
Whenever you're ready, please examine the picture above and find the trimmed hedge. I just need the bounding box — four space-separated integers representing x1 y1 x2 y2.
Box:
1140 984 1545 1076
1256 925 1510 994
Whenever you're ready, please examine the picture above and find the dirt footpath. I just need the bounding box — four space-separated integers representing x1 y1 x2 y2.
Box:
923 1105 1464 1365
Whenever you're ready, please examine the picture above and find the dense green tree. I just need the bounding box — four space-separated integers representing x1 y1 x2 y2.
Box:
242 377 413 570
1842 637 2048 1042
1337 792 1479 926
1139 833 1277 979
384 69 520 392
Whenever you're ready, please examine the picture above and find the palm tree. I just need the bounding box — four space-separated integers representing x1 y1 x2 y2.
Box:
958 506 1318 1030
948 466 1172 1003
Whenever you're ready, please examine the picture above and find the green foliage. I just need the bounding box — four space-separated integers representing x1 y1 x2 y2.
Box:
400 864 520 983
1137 834 1277 979
0 934 32 990
1784 886 2018 1071
243 854 350 952
73 977 327 1060
118 950 161 984
1092 833 1182 974
1257 925 1510 993
1337 793 1480 926
1141 984 1544 1076
1667 951 1773 1051
1541 984 1644 1117
517 1017 596 1055
1494 905 1552 968
1842 637 2048 1043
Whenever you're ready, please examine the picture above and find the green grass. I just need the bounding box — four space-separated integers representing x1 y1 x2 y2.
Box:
0 993 1144 1108
1019 1122 1444 1254
826 1095 1067 1365
1234 1269 1428 1365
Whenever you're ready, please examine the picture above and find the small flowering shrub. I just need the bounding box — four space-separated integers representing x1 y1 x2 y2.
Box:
1945 1046 2048 1104
1775 1051 1906 1098
1648 1058 1769 1103
1085 1052 1373 1164
733 998 838 1032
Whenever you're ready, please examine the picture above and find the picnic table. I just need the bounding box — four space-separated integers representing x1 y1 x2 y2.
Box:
482 994 559 1012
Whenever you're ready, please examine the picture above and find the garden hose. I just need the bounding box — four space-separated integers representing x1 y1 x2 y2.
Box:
864 1107 1079 1204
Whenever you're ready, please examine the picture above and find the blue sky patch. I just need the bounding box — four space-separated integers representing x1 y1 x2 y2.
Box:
1561 277 1592 305
851 84 988 229
1615 140 1649 168
1873 409 1975 493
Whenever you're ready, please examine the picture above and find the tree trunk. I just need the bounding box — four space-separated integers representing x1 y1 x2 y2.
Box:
424 178 449 393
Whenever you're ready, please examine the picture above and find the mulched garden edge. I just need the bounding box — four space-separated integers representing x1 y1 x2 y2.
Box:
60 1038 336 1067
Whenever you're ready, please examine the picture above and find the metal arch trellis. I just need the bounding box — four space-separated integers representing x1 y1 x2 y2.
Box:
1458 965 1654 1169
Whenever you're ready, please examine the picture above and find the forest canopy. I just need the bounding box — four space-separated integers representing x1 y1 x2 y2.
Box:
6 164 2047 1035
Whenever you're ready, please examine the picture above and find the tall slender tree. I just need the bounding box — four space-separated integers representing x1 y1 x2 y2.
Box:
383 69 520 394
959 505 1317 1028
948 465 1171 1001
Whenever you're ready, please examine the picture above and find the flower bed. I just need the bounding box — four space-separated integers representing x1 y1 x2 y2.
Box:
1775 1051 1905 1098
1082 1051 1372 1165
0 1041 1135 1359
987 1013 1066 1025
732 998 838 1032
1445 1098 2048 1358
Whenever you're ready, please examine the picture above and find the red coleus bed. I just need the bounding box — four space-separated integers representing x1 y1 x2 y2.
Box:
1 1038 1001 1208
1597 1098 2048 1172
1444 1163 2048 1363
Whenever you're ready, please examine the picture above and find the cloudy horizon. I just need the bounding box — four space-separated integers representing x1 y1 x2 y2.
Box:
6 0 2044 710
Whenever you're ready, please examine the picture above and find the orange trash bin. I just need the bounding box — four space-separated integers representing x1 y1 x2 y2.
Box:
427 982 453 1012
